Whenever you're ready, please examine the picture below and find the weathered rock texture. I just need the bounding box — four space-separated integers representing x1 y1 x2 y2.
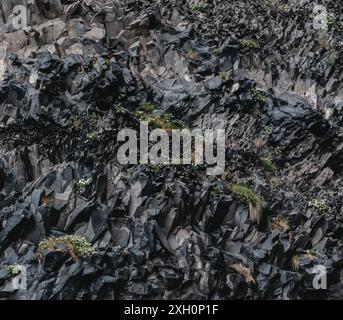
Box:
0 0 343 300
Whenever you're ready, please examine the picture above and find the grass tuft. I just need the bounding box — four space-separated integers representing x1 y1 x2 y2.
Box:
291 250 318 271
39 235 94 260
193 1 205 12
229 184 265 223
270 176 281 191
260 157 276 172
86 132 99 141
75 178 92 193
291 255 300 271
240 39 259 49
308 198 330 213
327 49 337 65
3 264 22 276
142 102 156 113
231 263 255 284
134 111 186 130
270 216 289 232
213 48 222 55
327 14 336 29
252 88 267 104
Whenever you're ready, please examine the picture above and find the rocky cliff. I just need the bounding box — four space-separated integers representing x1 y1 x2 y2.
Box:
0 0 343 300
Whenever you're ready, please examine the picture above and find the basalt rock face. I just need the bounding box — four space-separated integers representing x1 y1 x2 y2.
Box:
0 0 343 300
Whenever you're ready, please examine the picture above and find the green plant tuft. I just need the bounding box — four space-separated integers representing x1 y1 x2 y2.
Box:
308 198 330 213
273 146 283 156
262 125 273 136
3 264 22 276
142 102 156 113
86 132 99 141
213 48 222 55
260 157 276 172
252 88 267 104
219 71 230 81
240 39 259 49
134 111 186 130
211 185 221 197
327 49 338 64
327 14 336 29
75 178 92 193
115 105 127 114
193 1 205 12
104 58 111 66
270 176 281 191
39 235 94 259
229 183 265 223
70 115 82 129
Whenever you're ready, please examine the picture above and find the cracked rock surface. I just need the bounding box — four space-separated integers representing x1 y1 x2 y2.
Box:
1 0 343 300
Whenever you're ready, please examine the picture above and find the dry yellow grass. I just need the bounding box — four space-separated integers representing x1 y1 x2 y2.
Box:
291 251 317 271
270 216 289 232
304 251 318 261
231 263 255 284
40 194 53 207
291 255 300 270
254 137 266 149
